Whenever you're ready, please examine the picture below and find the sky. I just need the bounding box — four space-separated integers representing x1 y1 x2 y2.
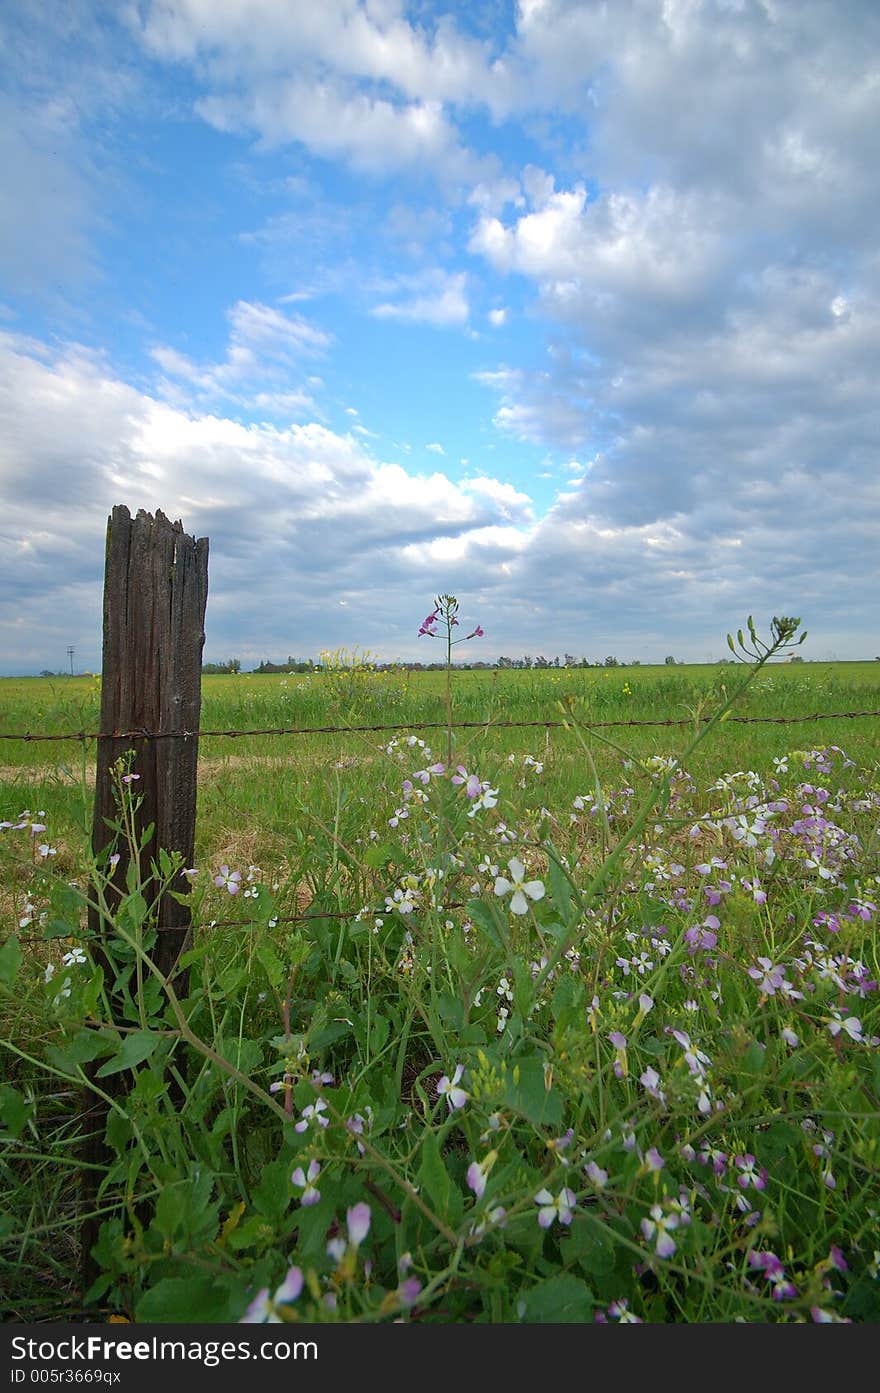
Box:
1 0 878 674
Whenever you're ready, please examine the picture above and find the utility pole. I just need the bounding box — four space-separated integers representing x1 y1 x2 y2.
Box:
67 645 75 676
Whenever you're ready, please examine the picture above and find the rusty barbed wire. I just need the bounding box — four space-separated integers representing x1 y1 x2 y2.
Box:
1 709 879 743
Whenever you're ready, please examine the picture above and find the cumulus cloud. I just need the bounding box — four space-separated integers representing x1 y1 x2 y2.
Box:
151 300 331 416
0 330 538 670
372 269 469 327
133 0 500 181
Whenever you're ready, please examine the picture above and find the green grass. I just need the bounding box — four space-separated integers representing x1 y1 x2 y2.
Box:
1 646 879 1323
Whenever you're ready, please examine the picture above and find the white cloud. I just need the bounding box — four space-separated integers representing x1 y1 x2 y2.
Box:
134 0 500 181
372 269 469 327
425 441 445 455
0 329 542 669
151 300 331 414
488 308 508 327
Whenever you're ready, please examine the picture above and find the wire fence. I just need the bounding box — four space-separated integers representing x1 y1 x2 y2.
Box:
1 708 879 743
7 704 879 943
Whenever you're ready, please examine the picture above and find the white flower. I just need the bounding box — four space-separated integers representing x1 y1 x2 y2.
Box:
437 1063 468 1111
493 859 545 916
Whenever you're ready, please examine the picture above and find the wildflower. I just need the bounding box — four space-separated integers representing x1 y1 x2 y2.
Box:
214 865 241 894
640 1066 666 1103
641 1205 678 1258
452 766 482 799
468 783 499 816
534 1186 576 1228
609 1031 628 1079
346 1202 371 1248
37 843 56 859
747 958 788 996
181 867 199 882
584 1160 608 1188
395 1277 422 1308
346 1109 373 1155
493 859 545 916
466 1151 497 1199
240 1267 303 1323
697 1144 727 1175
437 1063 468 1111
418 611 439 637
291 1159 321 1206
61 948 87 967
685 915 719 953
735 1154 767 1190
607 1299 642 1323
826 1010 864 1043
121 773 140 785
294 1098 329 1133
644 1147 665 1173
465 625 484 639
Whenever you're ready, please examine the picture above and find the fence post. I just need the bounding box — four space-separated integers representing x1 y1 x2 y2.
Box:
81 504 208 1292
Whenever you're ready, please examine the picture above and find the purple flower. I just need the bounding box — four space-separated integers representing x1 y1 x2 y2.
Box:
396 1277 422 1308
214 864 241 894
735 1154 767 1191
641 1205 678 1258
685 917 719 953
291 1159 322 1206
240 1266 303 1323
346 1202 371 1248
418 610 439 637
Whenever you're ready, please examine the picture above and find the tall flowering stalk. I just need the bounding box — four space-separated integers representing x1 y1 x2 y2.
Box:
418 594 484 765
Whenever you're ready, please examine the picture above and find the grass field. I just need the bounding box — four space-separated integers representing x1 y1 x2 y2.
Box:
2 643 879 1323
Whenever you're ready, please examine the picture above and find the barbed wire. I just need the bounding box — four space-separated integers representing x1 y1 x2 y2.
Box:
1 708 879 743
20 900 471 944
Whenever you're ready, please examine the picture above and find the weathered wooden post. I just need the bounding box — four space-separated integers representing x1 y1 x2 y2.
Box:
82 505 208 1289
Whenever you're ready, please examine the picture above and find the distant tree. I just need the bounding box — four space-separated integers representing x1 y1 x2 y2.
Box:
604 656 619 667
202 658 241 675
664 655 677 665
789 655 805 663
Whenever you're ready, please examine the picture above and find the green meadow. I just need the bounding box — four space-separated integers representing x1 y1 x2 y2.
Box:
1 640 879 1323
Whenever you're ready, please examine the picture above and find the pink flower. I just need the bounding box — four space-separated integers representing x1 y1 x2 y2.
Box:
291 1159 321 1206
418 611 439 637
214 865 241 894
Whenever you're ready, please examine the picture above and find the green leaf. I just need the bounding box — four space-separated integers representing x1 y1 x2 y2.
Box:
0 935 22 986
519 1274 593 1322
418 1133 451 1213
135 1276 233 1324
256 941 284 990
561 1216 616 1276
0 1084 34 1139
95 1029 161 1077
504 1054 563 1128
546 846 576 926
45 1028 118 1073
253 1155 294 1225
465 898 507 951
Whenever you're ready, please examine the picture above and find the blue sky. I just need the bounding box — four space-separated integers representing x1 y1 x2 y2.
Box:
1 0 878 673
